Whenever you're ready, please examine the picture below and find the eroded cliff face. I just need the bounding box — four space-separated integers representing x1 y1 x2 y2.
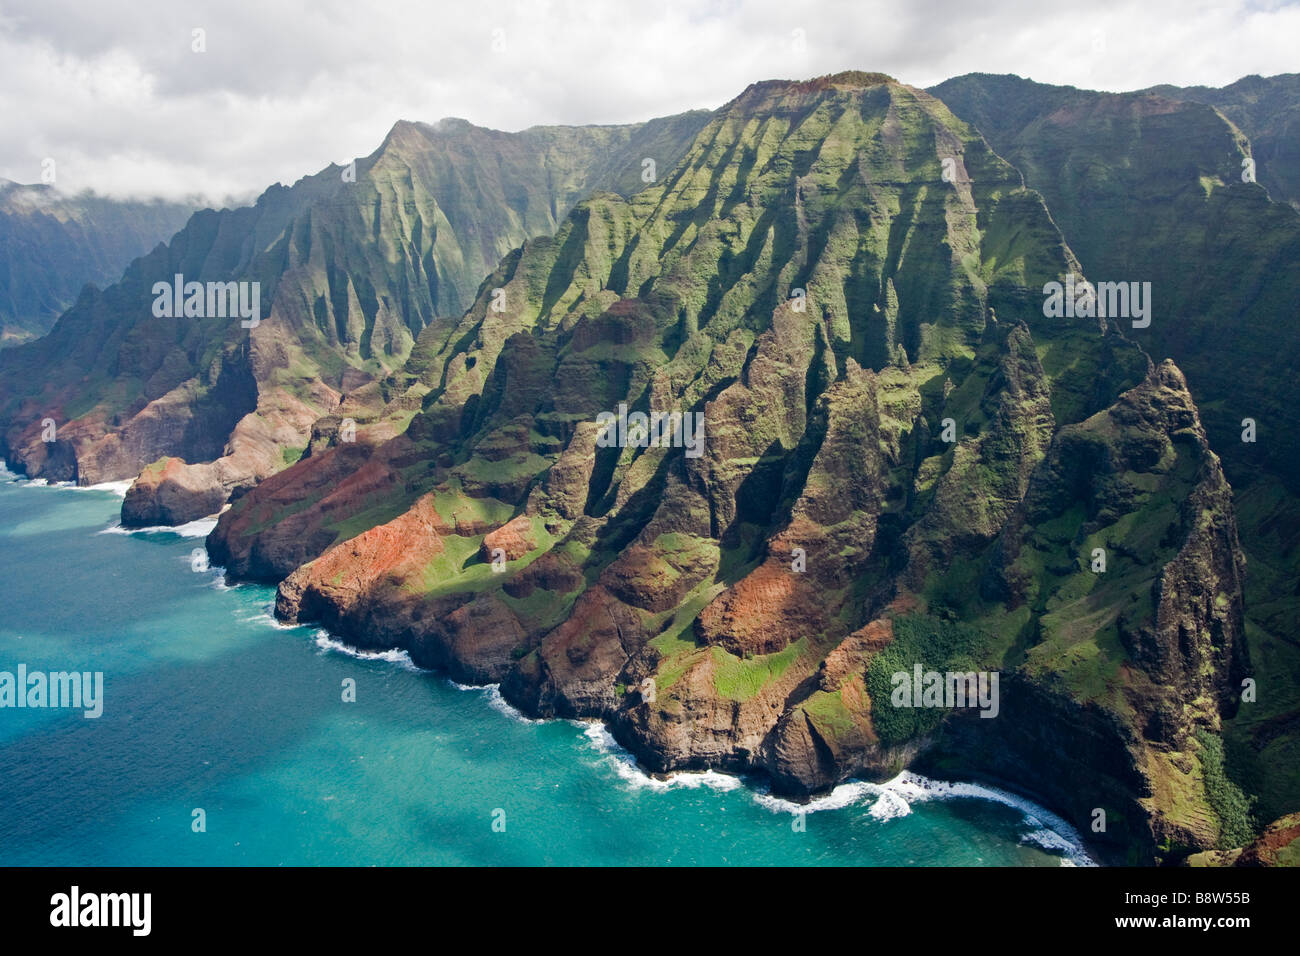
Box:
0 112 711 525
932 74 1300 838
206 72 1253 862
922 361 1250 862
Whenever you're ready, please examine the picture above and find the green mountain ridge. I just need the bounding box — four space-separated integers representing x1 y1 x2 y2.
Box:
5 68 1298 864
0 109 711 520
1141 73 1300 211
205 71 1264 862
931 72 1300 833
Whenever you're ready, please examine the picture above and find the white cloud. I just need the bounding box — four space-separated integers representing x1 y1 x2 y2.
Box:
1 0 1296 200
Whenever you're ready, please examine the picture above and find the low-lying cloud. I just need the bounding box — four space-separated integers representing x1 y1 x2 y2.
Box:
2 0 1296 201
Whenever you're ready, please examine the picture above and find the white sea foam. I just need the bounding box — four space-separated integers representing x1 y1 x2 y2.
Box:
440 680 1094 863
447 681 546 724
239 607 298 629
749 770 1094 865
1021 826 1083 861
579 722 744 792
67 479 133 496
7 475 128 494
866 787 913 821
313 630 421 671
207 570 241 592
752 780 878 815
98 516 218 538
883 772 1095 865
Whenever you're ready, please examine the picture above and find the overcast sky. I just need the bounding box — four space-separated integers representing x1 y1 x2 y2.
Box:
2 0 1296 202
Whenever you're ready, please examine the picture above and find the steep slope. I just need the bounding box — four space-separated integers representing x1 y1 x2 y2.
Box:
0 110 711 523
0 181 197 345
1142 73 1300 211
207 72 1245 861
918 361 1249 860
931 72 1300 831
929 74 1300 491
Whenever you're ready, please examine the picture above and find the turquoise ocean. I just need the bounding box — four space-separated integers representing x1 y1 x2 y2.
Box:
0 473 1093 866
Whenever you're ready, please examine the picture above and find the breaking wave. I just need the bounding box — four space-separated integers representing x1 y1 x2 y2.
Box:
755 771 1094 865
312 629 420 671
578 722 746 792
447 681 546 724
99 516 218 538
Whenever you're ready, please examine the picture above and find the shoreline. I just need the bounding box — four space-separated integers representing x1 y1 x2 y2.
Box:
313 624 1099 866
5 472 1098 867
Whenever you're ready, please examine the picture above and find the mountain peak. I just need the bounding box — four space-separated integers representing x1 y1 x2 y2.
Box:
761 70 896 93
724 70 900 114
374 117 480 158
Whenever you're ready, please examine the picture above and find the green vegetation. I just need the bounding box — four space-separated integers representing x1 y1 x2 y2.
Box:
866 615 991 745
711 639 805 701
69 71 1294 862
801 680 867 741
1197 730 1258 848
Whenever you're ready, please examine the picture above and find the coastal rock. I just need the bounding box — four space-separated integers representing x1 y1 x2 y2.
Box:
503 586 647 718
407 595 527 684
121 457 228 526
121 384 343 527
275 493 446 630
207 434 404 582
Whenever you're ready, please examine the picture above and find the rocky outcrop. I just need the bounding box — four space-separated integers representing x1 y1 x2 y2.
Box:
122 457 229 525
952 360 1251 860
275 494 447 629
761 616 902 793
503 586 647 718
206 433 406 581
481 515 538 562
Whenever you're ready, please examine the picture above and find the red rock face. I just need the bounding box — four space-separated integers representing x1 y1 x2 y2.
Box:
481 514 537 562
1236 814 1300 866
818 617 894 689
207 436 408 581
276 494 445 626
697 555 825 655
